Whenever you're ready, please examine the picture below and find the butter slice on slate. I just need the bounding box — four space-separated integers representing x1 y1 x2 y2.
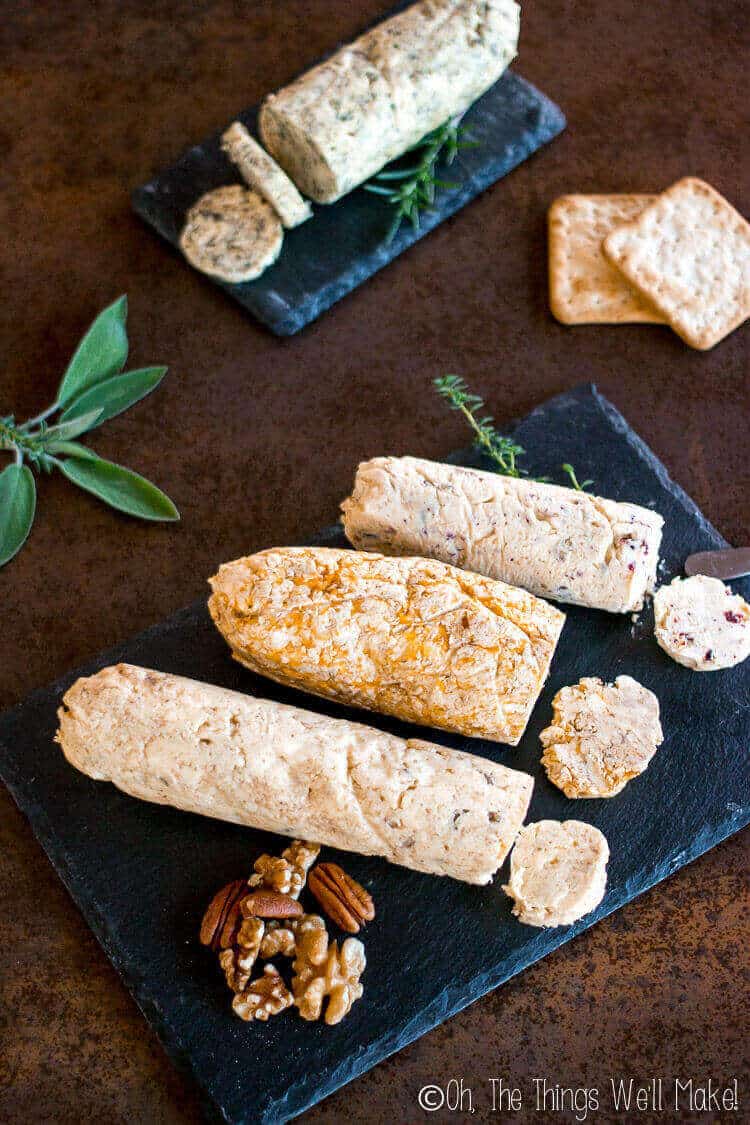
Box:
179 185 283 283
221 122 312 229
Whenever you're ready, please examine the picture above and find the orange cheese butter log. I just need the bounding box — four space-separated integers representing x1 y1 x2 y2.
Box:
208 547 564 746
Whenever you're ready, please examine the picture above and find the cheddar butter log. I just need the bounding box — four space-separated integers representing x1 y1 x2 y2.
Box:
258 0 520 204
56 664 534 884
342 457 664 614
209 547 564 746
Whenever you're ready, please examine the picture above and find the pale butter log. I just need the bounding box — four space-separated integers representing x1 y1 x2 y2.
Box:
341 457 664 613
258 0 520 204
209 547 564 746
56 664 534 884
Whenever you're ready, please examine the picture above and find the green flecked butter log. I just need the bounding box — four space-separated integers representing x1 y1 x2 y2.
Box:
258 0 520 204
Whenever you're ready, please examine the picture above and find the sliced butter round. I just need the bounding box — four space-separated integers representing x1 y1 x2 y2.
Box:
503 819 609 928
653 575 750 671
179 185 283 283
221 122 312 229
540 675 663 799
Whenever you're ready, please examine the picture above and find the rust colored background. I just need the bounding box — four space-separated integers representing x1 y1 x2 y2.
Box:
0 2 748 1121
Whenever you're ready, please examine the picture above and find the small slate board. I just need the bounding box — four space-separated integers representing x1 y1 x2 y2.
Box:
1 386 748 1124
132 68 565 336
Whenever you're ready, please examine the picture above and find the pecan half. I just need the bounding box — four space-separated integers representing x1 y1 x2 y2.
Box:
200 879 247 952
241 890 304 919
307 863 375 934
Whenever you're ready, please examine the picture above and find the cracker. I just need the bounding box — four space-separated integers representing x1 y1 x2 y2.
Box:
548 194 666 324
179 185 283 284
221 122 312 229
603 177 750 349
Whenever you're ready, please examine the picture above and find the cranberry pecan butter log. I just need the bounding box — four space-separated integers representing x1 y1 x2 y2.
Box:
341 457 664 614
56 665 534 884
258 0 520 204
208 548 564 746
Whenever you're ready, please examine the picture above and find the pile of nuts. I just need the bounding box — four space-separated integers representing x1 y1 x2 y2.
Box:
200 840 374 1025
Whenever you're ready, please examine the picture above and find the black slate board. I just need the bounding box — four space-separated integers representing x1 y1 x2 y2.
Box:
132 68 565 336
1 385 748 1124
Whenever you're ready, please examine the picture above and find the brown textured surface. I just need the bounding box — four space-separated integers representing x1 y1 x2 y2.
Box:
0 1 748 1121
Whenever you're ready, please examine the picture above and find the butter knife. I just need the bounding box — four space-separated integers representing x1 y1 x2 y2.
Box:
684 547 750 581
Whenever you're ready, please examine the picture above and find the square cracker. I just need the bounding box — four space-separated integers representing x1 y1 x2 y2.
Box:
548 194 666 325
603 177 750 350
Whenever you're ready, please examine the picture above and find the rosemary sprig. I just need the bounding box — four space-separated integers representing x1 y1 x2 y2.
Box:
434 375 592 490
0 296 179 568
364 116 478 242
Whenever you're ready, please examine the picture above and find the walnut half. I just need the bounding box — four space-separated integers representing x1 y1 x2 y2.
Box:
249 840 321 899
259 920 298 959
292 915 366 1025
219 916 265 992
232 964 293 1022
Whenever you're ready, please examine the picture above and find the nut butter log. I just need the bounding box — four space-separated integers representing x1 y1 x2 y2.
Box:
341 457 664 614
258 0 520 204
208 547 564 746
56 664 534 884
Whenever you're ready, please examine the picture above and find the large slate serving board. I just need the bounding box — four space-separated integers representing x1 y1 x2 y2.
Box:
1 385 748 1124
132 65 565 336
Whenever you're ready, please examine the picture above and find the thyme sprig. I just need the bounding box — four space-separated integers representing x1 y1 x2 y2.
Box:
434 375 525 477
561 462 594 492
434 376 592 490
365 116 478 242
0 296 179 568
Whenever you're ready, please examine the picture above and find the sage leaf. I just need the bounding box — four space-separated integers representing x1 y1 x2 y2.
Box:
44 409 103 443
56 295 129 407
59 367 167 429
44 440 98 460
0 463 36 566
60 455 179 521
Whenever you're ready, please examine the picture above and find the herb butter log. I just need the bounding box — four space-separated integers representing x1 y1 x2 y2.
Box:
56 665 534 884
341 458 664 613
258 0 521 204
208 548 564 746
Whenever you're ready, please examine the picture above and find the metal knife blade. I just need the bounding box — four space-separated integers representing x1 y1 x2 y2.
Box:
684 547 750 581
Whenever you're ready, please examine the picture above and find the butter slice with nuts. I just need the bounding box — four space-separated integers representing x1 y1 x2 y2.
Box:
208 547 564 746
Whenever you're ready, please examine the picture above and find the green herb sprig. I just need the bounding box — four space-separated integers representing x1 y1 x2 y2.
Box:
0 296 179 568
434 375 526 477
364 117 477 242
434 375 592 490
560 462 593 492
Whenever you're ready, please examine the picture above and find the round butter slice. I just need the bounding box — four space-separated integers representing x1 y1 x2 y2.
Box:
653 574 750 671
179 185 283 283
221 122 312 229
540 675 663 799
503 820 609 928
